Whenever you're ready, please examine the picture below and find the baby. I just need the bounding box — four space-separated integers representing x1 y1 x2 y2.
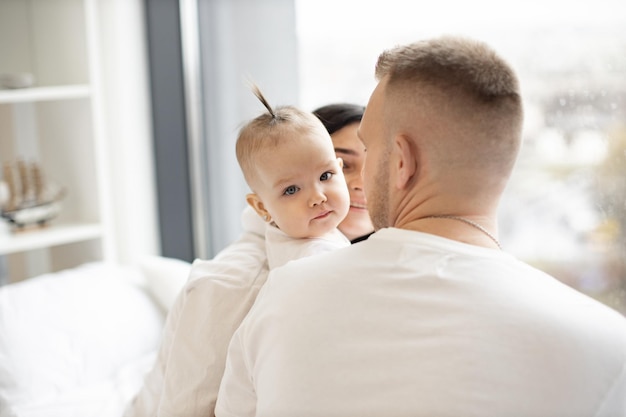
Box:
237 86 351 268
124 88 352 417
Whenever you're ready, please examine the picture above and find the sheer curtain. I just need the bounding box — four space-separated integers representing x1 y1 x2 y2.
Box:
181 0 298 258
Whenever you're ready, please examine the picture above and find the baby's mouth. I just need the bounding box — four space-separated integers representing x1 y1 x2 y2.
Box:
314 210 332 220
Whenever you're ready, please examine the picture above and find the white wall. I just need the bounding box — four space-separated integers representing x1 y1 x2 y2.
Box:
95 0 160 262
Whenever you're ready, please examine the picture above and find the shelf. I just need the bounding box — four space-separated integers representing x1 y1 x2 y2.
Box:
0 0 159 278
0 223 102 255
0 84 91 104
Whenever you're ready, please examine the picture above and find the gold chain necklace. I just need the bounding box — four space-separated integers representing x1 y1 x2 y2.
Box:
422 215 502 249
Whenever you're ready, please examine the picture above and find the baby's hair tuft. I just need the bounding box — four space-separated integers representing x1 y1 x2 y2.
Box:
237 81 332 191
251 83 276 119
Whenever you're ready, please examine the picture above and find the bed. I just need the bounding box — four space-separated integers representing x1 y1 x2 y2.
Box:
0 256 191 417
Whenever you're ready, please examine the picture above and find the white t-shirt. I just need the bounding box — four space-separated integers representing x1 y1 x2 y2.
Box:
125 207 349 417
216 227 626 417
265 223 350 270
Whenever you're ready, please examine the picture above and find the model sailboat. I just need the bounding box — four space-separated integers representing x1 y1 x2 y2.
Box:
0 160 65 229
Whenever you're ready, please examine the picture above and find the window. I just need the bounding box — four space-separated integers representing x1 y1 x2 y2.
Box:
296 0 626 314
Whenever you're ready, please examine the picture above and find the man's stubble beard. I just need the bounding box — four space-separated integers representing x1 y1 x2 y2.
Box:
367 148 391 230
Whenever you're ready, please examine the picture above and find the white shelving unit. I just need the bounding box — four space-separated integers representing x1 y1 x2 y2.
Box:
0 84 91 103
0 223 102 255
0 0 159 282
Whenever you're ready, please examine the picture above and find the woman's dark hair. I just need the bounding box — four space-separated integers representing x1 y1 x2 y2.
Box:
312 103 365 135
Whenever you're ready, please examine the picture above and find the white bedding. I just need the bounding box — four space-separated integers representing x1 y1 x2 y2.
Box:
0 258 190 417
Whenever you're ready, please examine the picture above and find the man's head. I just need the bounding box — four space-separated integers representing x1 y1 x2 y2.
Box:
237 89 349 239
359 36 524 230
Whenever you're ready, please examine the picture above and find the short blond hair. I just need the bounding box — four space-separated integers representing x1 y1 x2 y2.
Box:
375 36 523 173
236 87 329 190
376 36 520 102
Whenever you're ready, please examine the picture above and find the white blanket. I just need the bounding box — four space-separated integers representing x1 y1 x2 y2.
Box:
0 258 190 417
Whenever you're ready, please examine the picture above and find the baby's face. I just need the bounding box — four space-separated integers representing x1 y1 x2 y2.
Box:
251 131 350 239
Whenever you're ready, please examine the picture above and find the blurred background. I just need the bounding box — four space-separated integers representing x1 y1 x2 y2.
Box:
1 0 624 315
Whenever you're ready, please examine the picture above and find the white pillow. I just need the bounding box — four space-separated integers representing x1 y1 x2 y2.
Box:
138 256 191 312
0 262 165 409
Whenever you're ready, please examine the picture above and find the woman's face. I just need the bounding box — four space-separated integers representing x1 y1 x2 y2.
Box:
331 122 375 240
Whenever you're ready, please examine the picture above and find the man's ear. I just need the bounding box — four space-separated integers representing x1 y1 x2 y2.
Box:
394 134 418 190
246 193 270 221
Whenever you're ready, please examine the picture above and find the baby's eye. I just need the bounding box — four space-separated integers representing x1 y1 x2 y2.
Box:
320 171 333 181
283 185 299 196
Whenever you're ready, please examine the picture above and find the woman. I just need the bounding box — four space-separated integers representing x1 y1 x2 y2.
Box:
314 103 374 242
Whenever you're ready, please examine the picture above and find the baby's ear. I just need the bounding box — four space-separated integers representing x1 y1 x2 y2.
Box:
337 157 344 168
246 193 270 221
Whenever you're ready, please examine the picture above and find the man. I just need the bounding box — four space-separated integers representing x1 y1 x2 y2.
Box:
215 36 626 417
